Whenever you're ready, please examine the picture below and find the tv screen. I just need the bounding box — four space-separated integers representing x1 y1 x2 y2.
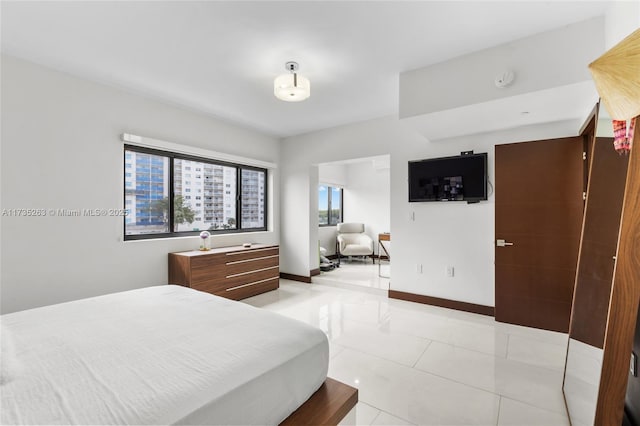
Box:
408 153 487 202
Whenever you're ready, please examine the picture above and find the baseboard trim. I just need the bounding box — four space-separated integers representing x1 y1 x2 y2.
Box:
280 272 312 283
310 268 321 277
388 290 495 317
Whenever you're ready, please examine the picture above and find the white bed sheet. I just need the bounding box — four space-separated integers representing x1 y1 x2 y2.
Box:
1 285 329 425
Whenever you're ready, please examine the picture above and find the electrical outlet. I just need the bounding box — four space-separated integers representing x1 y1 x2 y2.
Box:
416 264 423 274
446 266 455 277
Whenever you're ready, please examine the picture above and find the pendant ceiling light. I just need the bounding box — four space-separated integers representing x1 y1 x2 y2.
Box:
274 61 310 102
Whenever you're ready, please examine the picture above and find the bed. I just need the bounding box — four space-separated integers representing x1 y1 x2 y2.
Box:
0 285 330 425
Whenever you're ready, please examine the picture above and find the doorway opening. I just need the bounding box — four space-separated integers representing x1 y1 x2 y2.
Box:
315 155 390 292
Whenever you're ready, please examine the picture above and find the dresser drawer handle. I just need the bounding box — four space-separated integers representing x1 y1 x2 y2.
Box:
226 265 279 279
226 277 278 291
226 247 277 256
226 255 279 265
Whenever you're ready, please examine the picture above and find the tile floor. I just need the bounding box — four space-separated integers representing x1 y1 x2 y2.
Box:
313 261 390 292
244 265 570 426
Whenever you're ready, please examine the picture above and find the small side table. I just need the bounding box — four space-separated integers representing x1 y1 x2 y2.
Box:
378 233 390 278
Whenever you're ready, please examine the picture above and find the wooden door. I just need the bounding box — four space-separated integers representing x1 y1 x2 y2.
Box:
569 137 628 348
595 120 640 425
495 137 584 332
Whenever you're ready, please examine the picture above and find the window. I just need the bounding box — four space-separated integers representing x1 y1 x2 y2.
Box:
124 145 267 240
318 185 343 226
241 168 266 229
123 151 170 235
319 187 328 225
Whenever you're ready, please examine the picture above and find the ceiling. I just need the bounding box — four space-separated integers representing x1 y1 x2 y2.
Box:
1 1 610 138
404 81 600 141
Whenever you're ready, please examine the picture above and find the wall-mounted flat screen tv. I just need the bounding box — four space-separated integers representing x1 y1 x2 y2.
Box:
408 153 488 202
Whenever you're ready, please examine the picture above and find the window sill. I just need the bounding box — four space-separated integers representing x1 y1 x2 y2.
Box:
123 229 274 243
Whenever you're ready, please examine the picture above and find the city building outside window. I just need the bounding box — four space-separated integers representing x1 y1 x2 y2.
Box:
124 146 267 239
318 185 343 226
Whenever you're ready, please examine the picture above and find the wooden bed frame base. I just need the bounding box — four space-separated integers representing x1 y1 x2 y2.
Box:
280 378 358 426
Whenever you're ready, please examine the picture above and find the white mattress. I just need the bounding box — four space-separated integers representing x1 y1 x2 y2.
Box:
1 285 329 425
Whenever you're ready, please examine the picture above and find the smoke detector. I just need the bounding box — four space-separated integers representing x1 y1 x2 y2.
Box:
494 70 515 88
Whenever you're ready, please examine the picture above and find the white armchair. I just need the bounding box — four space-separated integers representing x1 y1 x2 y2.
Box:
336 223 374 264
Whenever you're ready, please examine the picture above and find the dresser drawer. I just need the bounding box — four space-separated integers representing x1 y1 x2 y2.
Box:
225 267 279 287
191 265 226 284
225 247 279 262
191 254 226 283
226 255 279 276
191 279 230 295
191 253 227 270
215 277 279 301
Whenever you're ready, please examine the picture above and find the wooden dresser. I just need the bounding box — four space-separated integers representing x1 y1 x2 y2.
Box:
168 244 279 300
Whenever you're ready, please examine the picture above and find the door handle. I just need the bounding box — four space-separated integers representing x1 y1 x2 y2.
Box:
496 239 514 247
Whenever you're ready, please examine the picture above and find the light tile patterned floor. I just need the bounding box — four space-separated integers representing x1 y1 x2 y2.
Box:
244 265 570 426
313 261 391 292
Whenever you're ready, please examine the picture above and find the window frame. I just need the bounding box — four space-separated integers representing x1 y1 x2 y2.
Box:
124 145 268 240
318 185 343 227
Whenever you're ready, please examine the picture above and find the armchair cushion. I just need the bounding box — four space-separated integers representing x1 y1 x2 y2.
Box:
336 223 374 257
336 223 364 234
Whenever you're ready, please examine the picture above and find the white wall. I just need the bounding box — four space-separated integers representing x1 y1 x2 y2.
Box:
319 163 347 188
280 115 580 307
308 166 320 270
318 227 338 257
343 160 390 256
280 163 312 277
0 55 280 313
604 1 640 48
399 17 604 119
